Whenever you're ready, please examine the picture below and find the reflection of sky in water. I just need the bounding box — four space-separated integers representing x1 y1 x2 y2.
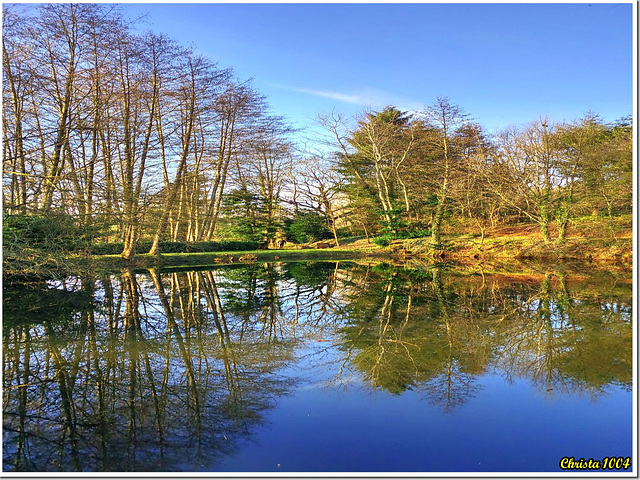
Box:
216 370 631 472
3 264 632 473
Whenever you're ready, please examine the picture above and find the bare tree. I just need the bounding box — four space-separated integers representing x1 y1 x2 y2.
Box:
293 157 345 246
419 97 469 245
487 119 567 242
198 83 265 241
149 53 229 254
2 7 33 214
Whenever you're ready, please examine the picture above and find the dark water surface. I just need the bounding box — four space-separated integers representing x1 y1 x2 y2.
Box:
3 261 633 473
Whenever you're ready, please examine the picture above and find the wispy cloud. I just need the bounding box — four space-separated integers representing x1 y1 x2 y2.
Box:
291 87 383 106
268 83 423 111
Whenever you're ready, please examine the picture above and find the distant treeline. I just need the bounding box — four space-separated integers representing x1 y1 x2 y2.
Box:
3 4 632 262
322 105 631 247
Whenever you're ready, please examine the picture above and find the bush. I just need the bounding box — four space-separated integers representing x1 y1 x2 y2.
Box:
405 228 431 239
90 242 123 255
4 214 93 251
89 240 261 255
3 214 93 279
287 211 332 244
371 228 431 247
212 240 260 251
372 235 392 247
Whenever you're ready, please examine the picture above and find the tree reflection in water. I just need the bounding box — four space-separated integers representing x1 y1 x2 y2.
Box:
3 262 632 471
336 264 631 406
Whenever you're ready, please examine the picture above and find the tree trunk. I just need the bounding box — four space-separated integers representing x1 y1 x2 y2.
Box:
149 56 197 255
431 165 449 245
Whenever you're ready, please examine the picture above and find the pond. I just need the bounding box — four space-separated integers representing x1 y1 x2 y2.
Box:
2 261 633 473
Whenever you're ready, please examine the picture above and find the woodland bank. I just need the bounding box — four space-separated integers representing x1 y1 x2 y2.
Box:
89 231 632 276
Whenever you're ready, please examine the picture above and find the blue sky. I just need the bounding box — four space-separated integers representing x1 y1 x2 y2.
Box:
121 3 633 138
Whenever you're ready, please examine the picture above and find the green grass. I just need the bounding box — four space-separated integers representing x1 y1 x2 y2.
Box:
86 214 633 273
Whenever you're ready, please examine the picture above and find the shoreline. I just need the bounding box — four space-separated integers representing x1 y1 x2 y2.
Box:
4 226 632 281
87 234 632 277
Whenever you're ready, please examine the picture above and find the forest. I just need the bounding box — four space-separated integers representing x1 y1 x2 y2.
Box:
2 4 633 276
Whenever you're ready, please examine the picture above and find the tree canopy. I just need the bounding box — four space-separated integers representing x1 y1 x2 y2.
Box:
2 4 632 262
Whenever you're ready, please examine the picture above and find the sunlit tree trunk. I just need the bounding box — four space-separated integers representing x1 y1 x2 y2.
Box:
118 34 159 260
2 31 28 213
426 98 466 245
149 54 200 255
38 6 81 213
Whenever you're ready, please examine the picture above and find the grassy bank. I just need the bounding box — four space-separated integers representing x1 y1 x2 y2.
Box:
385 216 632 275
89 236 632 276
83 216 632 274
392 232 632 264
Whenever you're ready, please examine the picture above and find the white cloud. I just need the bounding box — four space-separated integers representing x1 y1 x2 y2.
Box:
292 87 382 106
268 82 423 112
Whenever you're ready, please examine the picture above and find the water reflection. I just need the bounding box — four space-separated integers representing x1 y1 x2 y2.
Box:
3 262 632 471
337 265 631 406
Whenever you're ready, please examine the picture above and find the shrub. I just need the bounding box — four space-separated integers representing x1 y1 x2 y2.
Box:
4 214 92 251
213 240 260 251
90 242 123 255
89 240 260 255
287 211 332 244
3 214 93 279
372 235 391 247
371 228 431 247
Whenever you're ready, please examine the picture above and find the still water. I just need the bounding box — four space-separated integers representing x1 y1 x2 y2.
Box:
3 261 633 473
